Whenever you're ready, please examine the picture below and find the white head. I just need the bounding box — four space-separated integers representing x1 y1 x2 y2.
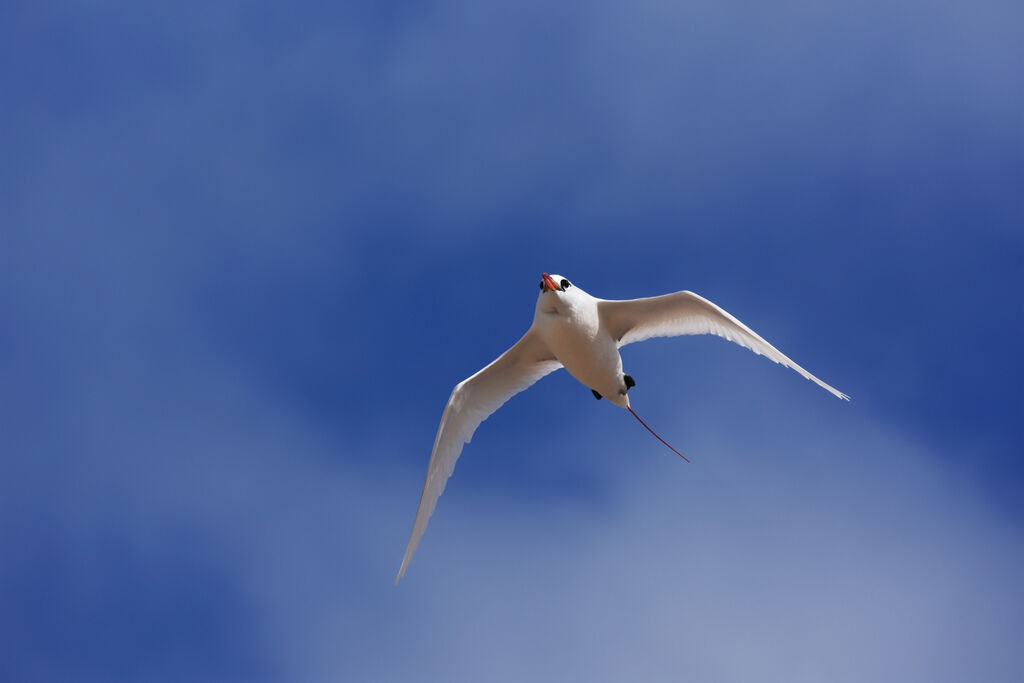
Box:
536 272 588 314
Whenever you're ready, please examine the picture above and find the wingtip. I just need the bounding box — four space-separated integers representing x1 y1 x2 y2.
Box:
395 560 409 585
811 377 850 402
827 383 851 401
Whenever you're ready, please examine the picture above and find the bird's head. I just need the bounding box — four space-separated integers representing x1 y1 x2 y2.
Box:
536 272 585 314
538 272 572 294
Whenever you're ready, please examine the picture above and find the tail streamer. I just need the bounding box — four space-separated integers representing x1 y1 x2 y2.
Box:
627 407 690 463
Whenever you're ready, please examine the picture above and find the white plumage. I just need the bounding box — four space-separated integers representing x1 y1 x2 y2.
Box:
397 273 847 582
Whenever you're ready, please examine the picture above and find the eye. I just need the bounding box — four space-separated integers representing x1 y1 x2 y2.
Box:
560 279 571 290
539 281 545 290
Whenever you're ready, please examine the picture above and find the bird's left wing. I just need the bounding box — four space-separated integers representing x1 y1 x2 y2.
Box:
599 290 848 400
397 329 561 582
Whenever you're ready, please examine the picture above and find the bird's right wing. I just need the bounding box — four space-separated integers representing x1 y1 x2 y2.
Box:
396 329 561 582
599 290 848 400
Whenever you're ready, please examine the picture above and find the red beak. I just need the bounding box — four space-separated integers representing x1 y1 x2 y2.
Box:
541 272 560 292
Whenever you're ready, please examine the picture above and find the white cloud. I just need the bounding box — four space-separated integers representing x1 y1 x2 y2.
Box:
96 359 1014 683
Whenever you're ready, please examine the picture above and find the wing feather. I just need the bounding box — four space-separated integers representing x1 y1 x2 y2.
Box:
598 291 848 400
396 329 560 582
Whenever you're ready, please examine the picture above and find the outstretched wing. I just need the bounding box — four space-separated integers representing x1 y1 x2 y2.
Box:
598 291 848 400
397 329 561 582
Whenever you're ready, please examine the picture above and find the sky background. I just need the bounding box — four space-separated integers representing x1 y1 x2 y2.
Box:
2 0 1022 681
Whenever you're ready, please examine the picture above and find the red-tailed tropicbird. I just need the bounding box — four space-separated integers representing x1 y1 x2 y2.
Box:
397 273 847 581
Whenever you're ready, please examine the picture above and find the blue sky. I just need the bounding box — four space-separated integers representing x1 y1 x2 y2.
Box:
2 0 1022 681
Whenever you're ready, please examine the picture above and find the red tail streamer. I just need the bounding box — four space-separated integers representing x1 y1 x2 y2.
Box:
627 407 690 463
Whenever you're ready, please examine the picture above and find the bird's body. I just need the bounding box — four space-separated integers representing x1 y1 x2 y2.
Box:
534 279 629 407
396 273 847 581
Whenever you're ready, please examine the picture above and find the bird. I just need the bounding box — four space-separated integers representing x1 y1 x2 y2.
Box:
396 273 847 581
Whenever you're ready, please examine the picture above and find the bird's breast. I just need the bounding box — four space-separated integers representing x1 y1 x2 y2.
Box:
538 310 622 394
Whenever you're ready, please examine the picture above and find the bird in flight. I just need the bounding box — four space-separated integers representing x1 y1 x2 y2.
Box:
397 273 847 581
